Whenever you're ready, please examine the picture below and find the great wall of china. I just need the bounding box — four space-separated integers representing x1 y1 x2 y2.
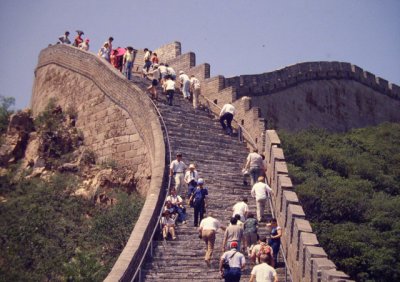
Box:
32 42 400 281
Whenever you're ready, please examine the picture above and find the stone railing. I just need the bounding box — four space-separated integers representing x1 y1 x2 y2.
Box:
265 130 354 282
32 44 167 282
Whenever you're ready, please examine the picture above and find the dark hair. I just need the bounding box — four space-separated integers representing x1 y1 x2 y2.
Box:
247 212 254 218
234 214 241 221
230 217 238 225
261 236 267 243
153 52 157 56
242 197 248 202
144 48 149 51
271 218 277 223
109 37 114 41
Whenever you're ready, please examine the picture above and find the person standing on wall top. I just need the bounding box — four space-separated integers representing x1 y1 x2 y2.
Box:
170 152 186 196
219 241 246 282
190 75 201 109
98 42 111 62
189 178 208 227
58 31 71 44
78 38 89 51
105 37 114 52
219 103 235 135
179 70 191 100
244 148 264 186
123 47 134 80
251 176 272 222
72 30 84 47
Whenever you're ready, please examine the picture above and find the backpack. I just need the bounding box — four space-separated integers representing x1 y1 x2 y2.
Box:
257 243 272 259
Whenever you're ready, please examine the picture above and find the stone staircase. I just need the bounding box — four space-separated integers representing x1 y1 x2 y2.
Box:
130 77 288 281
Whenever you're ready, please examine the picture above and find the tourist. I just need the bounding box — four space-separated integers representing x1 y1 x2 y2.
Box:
104 37 114 52
163 75 176 106
147 77 159 100
179 71 191 100
166 188 187 224
169 152 186 195
243 212 258 255
267 218 281 266
222 217 244 252
110 49 119 69
219 103 235 135
143 48 152 78
249 253 278 282
189 178 208 227
123 47 134 80
244 148 264 186
98 42 111 62
198 211 223 267
160 210 176 240
190 75 201 109
184 163 199 199
251 237 274 266
78 38 89 51
219 241 246 282
166 64 176 80
58 31 71 44
232 196 249 222
151 52 159 65
251 176 272 222
158 63 168 83
72 30 84 47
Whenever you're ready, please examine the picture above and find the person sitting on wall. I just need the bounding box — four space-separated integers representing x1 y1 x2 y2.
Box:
160 210 177 240
166 188 187 224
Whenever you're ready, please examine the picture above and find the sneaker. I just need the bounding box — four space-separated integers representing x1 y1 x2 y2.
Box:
182 220 187 224
172 237 177 240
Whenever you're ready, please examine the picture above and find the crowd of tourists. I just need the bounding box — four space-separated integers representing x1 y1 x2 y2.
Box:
57 30 279 281
163 149 281 282
56 30 201 109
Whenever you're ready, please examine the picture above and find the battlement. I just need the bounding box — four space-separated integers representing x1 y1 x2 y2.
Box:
225 61 400 99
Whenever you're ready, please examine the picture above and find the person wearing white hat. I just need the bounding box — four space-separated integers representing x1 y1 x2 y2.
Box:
184 163 199 198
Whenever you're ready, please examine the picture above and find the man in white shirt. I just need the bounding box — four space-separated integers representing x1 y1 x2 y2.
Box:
179 70 191 100
170 152 186 195
251 176 272 222
163 75 176 106
219 103 235 135
250 254 278 282
232 197 249 222
199 212 223 266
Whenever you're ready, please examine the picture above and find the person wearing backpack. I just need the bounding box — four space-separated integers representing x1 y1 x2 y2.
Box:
250 253 278 282
219 241 246 282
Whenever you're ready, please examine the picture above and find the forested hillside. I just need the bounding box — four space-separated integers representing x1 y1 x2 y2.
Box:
280 123 400 282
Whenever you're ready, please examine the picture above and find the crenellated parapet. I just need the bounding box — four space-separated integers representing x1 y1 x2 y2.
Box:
225 61 400 99
265 130 354 282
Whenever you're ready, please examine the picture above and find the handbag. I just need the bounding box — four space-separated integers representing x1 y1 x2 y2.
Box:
222 251 237 270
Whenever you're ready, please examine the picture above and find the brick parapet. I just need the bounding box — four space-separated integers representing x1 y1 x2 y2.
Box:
225 61 400 100
265 130 354 282
32 44 167 282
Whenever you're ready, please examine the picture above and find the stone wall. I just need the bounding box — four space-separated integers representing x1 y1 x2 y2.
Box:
265 130 353 282
32 44 166 282
224 62 400 132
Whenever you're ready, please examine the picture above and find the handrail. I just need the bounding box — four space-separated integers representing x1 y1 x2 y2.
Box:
131 86 173 282
267 187 293 282
198 93 257 149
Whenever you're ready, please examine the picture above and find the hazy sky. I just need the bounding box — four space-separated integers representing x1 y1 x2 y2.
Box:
0 0 399 109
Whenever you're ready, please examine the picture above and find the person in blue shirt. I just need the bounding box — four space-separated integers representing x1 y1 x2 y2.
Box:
189 178 208 227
